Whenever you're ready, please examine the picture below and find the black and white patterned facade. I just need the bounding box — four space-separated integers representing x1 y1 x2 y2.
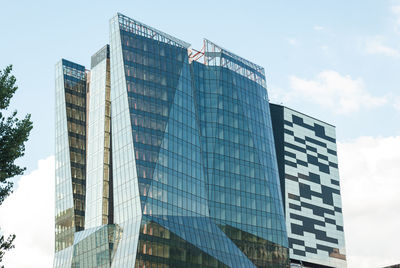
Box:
270 104 347 268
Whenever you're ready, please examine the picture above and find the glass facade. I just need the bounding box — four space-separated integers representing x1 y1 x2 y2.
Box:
54 59 87 267
270 104 347 268
55 13 297 268
192 40 288 266
108 13 289 267
85 45 113 229
71 224 122 268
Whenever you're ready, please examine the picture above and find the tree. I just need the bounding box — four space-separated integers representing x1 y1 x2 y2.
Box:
0 65 33 265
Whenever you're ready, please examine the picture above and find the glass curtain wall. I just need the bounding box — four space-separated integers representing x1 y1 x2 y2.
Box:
85 45 113 229
54 59 87 267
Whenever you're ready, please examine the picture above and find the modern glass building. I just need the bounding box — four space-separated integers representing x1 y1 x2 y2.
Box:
55 12 346 268
108 13 288 267
54 59 88 266
85 44 113 229
270 104 347 268
55 13 289 268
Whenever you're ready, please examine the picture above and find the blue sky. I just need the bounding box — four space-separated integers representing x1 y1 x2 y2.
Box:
0 1 399 267
1 0 399 172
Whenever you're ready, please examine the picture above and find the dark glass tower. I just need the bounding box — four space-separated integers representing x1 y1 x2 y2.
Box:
55 13 289 267
192 40 288 266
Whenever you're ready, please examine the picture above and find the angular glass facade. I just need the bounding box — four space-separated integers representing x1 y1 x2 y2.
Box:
85 45 113 229
108 13 289 267
192 40 288 266
54 59 87 267
270 104 347 268
53 13 331 268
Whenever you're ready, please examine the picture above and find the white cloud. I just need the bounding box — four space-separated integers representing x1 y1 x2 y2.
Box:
338 136 400 268
313 25 324 31
0 145 398 268
365 36 400 58
320 45 329 51
0 156 54 268
267 85 292 105
287 38 298 46
288 70 387 114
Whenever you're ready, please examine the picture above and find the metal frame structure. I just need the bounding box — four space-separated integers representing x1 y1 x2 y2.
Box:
188 41 205 63
204 39 266 86
117 13 190 49
117 13 265 87
189 39 266 87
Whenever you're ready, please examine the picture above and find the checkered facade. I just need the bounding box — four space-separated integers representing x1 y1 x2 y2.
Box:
270 104 347 268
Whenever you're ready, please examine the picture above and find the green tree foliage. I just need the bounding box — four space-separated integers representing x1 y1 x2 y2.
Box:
0 65 33 265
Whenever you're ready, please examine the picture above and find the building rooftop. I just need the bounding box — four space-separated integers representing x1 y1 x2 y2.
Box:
270 102 336 128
